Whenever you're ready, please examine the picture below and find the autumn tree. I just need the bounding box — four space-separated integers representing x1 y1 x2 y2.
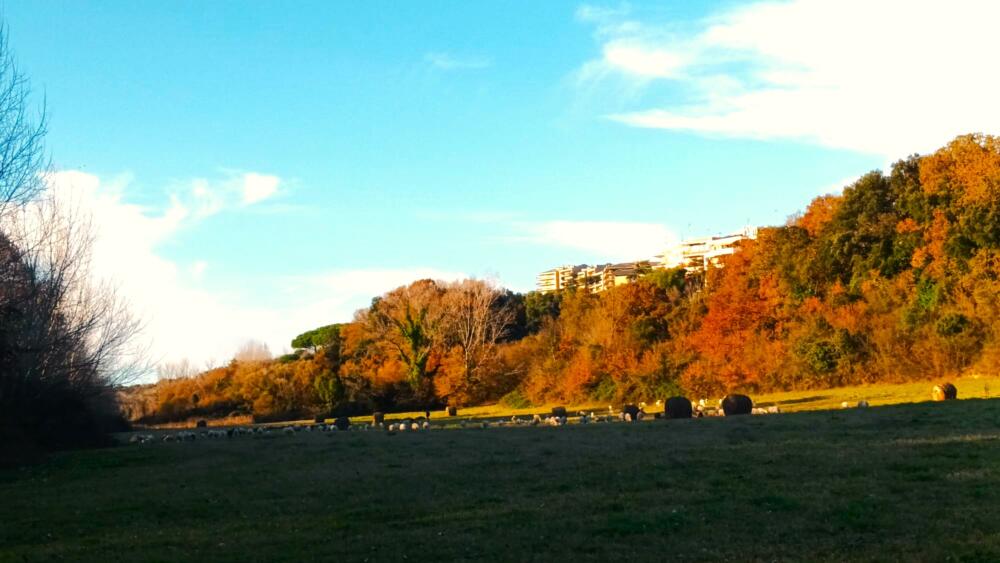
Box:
364 279 446 399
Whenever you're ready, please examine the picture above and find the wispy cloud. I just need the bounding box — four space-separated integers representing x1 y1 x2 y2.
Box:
241 172 281 205
424 52 492 70
42 170 386 376
507 219 676 262
577 0 1000 159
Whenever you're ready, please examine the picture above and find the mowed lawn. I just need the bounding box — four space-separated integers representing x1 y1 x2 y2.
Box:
5 397 1000 562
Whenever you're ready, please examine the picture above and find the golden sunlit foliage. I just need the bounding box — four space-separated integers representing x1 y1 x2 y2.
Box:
130 135 1000 422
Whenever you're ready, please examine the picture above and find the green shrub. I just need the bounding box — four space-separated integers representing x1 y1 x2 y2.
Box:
499 389 532 409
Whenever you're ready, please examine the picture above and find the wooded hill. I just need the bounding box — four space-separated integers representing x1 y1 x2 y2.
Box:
132 135 1000 423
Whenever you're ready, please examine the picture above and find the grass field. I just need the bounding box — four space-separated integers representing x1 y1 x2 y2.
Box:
4 378 1000 562
337 373 1000 425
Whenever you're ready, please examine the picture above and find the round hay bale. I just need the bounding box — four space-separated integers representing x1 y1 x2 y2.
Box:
195 419 207 428
333 416 351 431
372 412 385 425
622 404 640 421
721 394 753 416
447 406 458 417
932 382 957 401
551 406 567 418
665 396 693 419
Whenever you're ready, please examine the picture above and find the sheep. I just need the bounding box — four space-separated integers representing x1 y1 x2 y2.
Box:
857 400 870 408
624 412 633 423
767 405 781 414
388 423 398 432
422 421 430 430
411 422 420 431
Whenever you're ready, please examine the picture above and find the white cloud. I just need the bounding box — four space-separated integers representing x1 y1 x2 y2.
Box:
579 0 1000 159
513 220 677 262
189 260 208 280
241 172 281 205
424 52 492 70
43 170 451 381
602 42 686 79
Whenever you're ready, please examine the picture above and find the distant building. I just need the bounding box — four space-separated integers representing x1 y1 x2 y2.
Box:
534 226 757 294
535 265 581 293
656 226 758 272
536 261 654 294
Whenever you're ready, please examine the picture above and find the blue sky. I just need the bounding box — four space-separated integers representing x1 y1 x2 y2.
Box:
7 0 998 371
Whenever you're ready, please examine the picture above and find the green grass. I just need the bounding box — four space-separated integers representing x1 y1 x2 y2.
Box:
4 391 1000 561
323 373 1000 425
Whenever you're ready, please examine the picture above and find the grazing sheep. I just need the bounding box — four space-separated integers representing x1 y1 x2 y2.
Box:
623 412 633 423
767 405 781 414
411 422 420 431
932 382 958 401
422 421 430 430
530 414 541 426
665 396 693 419
721 394 753 416
857 400 869 408
622 404 641 421
388 423 398 432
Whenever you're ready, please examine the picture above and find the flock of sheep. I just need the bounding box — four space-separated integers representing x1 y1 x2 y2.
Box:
126 393 777 446
127 383 961 446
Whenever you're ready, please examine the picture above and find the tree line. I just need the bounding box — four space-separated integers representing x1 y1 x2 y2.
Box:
133 133 1000 422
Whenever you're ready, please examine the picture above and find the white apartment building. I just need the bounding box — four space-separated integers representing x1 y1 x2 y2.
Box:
535 226 758 293
656 226 758 271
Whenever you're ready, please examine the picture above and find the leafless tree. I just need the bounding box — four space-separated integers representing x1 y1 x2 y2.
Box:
441 278 515 392
0 23 143 449
1 195 145 447
234 339 272 363
0 26 46 217
158 358 199 380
